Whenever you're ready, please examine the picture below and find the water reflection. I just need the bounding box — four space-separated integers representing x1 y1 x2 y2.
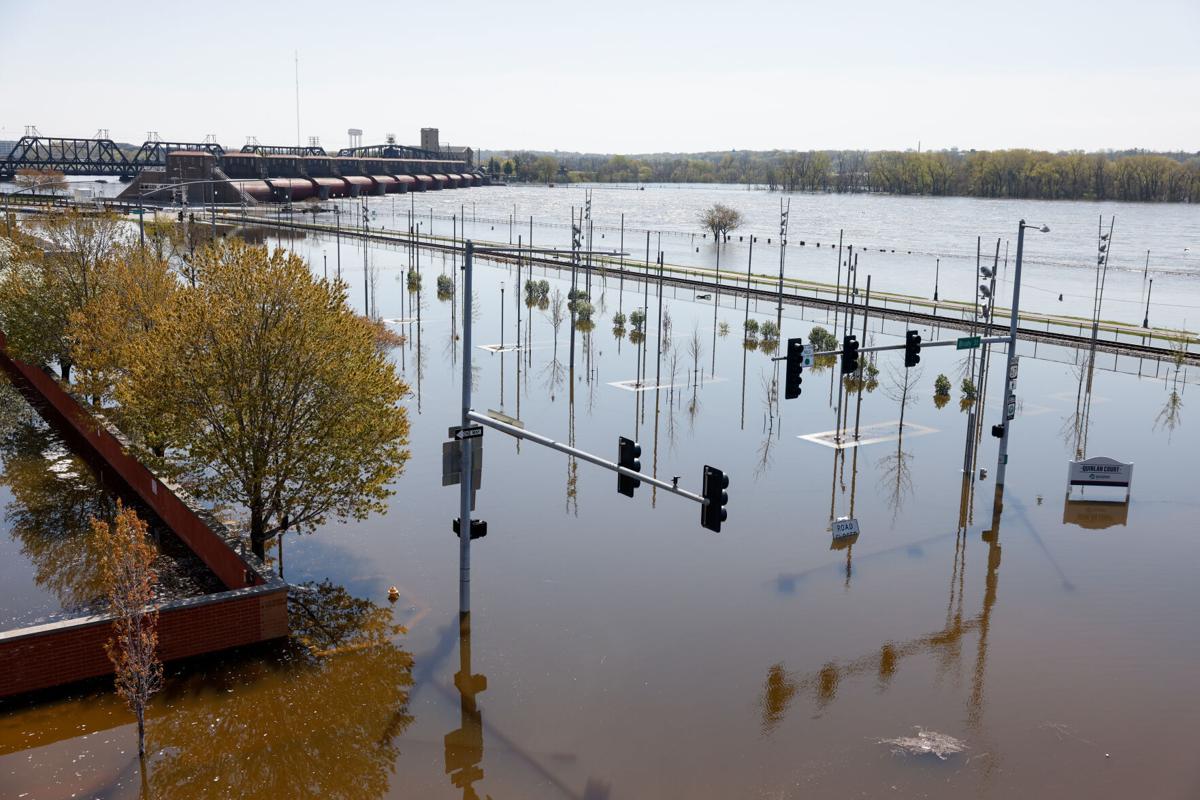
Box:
146 581 413 798
0 386 221 620
760 479 1005 767
0 407 115 613
444 613 487 799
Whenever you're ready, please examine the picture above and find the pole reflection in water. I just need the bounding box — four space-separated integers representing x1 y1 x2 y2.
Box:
760 472 1008 780
444 612 487 799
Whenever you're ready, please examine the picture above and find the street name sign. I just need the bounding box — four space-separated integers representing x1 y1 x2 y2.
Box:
1067 456 1133 491
956 336 981 350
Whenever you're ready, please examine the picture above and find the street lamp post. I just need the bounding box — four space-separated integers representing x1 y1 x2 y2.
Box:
933 257 940 302
500 281 505 350
1143 278 1153 329
995 219 1048 490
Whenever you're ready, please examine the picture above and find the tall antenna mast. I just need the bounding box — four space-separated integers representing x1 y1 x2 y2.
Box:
294 50 301 147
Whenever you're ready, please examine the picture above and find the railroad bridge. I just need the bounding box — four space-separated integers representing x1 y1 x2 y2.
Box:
2 130 487 204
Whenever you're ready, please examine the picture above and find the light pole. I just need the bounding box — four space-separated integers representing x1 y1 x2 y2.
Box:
995 219 1048 490
1143 278 1153 329
500 281 505 350
933 257 940 302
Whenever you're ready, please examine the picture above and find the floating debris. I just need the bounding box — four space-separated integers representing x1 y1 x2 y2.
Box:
881 727 967 760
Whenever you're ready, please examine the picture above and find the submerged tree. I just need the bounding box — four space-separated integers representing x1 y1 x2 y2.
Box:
699 203 743 245
92 503 162 757
117 240 411 559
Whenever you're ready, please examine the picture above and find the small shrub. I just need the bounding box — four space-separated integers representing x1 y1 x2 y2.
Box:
436 274 454 299
960 377 978 401
630 309 646 332
718 321 730 337
760 320 780 341
612 311 627 328
406 271 422 293
743 318 760 337
934 373 952 397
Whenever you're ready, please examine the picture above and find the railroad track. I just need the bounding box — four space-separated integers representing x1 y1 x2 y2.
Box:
8 200 1194 364
223 213 1196 365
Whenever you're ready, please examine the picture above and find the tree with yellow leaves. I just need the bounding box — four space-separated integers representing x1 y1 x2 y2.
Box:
91 502 162 758
117 239 410 558
69 245 177 409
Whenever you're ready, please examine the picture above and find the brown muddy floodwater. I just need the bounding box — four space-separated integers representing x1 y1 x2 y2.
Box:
2 216 1199 798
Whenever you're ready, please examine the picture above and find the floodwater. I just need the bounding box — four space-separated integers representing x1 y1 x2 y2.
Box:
2 188 1199 798
327 182 1200 331
0 385 224 630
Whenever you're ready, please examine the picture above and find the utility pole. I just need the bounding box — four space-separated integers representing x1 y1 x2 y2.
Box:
996 220 1047 489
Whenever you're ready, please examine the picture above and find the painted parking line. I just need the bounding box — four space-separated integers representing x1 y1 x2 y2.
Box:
609 375 728 393
799 420 938 449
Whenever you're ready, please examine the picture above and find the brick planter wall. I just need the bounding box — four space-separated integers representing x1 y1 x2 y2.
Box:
0 332 290 699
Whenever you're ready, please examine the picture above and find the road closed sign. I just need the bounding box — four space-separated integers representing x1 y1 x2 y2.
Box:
832 517 860 539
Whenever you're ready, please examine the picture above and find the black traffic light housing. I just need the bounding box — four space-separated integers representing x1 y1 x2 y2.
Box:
784 337 805 399
453 518 488 539
618 436 642 497
701 465 729 532
840 334 860 375
904 329 922 368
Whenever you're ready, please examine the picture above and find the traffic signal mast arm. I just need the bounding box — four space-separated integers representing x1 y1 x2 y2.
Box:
466 410 708 506
772 335 1008 361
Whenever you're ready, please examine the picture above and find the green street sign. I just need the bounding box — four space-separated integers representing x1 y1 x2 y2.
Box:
956 336 981 350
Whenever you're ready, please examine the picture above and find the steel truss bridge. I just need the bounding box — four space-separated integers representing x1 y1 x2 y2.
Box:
2 134 457 180
0 135 226 181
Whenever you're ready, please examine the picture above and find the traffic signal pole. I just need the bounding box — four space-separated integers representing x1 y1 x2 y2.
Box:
466 411 706 505
460 241 476 614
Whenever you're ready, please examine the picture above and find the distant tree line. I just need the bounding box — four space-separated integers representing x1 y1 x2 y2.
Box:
484 148 1200 202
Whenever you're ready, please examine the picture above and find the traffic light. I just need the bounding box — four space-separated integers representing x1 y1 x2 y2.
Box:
784 337 805 399
618 436 642 497
840 335 860 375
701 465 729 532
904 330 922 368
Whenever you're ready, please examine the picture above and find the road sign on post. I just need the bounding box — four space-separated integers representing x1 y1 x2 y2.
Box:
832 517 860 539
956 336 982 350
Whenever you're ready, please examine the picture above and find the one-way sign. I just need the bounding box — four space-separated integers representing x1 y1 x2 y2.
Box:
454 425 484 440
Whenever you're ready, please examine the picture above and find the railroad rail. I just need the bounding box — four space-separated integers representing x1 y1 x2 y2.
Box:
227 210 1197 365
4 198 1194 364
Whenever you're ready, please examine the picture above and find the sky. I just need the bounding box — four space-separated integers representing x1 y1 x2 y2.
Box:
1 0 1197 155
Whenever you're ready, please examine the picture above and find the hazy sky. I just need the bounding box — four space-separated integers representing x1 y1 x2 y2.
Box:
2 0 1196 154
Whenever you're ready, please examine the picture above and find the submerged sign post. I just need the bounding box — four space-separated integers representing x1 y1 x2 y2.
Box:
1066 456 1133 501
